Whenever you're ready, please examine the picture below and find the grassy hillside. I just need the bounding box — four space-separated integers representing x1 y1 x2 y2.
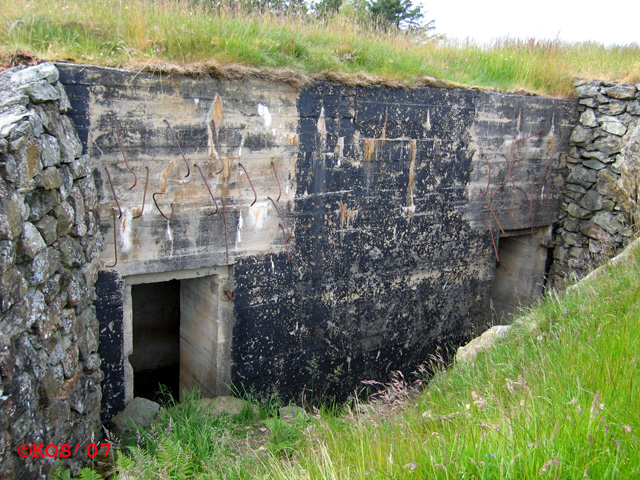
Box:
2 0 640 97
61 239 640 479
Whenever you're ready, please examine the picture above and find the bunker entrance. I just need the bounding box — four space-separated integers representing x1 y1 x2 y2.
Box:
130 280 180 402
128 270 232 403
490 228 551 323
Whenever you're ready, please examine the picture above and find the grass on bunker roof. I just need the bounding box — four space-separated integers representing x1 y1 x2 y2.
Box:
2 0 640 96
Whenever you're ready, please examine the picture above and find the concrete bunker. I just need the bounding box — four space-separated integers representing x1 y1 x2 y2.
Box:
54 63 577 422
123 268 233 403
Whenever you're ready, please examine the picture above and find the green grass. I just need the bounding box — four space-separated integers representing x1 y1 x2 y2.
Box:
63 241 640 479
2 0 640 96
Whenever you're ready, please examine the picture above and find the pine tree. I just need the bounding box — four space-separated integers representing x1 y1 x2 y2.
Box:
367 0 424 28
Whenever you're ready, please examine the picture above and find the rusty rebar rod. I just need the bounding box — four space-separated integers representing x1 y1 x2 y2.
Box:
505 191 526 229
480 212 499 263
271 161 282 202
267 196 291 243
480 155 504 234
104 167 122 219
113 116 137 190
194 163 219 216
238 163 257 206
152 192 174 220
280 223 290 264
105 208 118 268
132 166 149 219
164 119 190 178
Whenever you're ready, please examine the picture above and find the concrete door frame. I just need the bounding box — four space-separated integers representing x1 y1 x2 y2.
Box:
121 266 234 404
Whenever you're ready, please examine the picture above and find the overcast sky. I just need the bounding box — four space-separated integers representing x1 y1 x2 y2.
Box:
423 0 640 46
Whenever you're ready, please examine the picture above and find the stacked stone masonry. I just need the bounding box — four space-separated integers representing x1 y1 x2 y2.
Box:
549 81 640 289
0 64 103 479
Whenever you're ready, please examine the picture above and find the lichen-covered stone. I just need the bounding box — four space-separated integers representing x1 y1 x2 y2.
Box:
579 109 598 127
566 165 597 187
0 267 28 312
10 63 59 85
580 189 604 211
18 222 46 260
38 133 61 168
576 84 599 98
36 166 63 190
0 179 24 240
592 211 624 235
600 118 627 136
20 79 61 104
570 125 594 145
604 85 637 100
58 235 85 268
598 102 626 116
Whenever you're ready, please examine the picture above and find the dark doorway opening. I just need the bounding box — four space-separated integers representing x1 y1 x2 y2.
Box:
130 280 180 403
490 229 550 323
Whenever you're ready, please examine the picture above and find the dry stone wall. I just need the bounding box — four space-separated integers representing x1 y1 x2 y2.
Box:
0 64 102 479
549 81 640 289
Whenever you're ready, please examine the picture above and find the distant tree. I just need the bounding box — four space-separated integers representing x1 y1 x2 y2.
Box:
367 0 424 29
315 0 343 16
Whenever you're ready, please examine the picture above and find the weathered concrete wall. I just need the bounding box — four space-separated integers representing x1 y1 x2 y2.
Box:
55 63 576 419
549 81 640 289
0 64 102 478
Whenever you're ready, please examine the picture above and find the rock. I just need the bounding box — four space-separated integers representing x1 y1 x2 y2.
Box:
110 397 161 439
583 159 606 170
579 189 603 211
579 109 598 127
600 118 627 136
0 267 28 312
0 108 30 139
561 231 583 247
34 215 58 245
569 125 594 145
604 85 637 100
10 63 59 85
627 101 640 116
25 189 60 222
455 325 512 363
38 134 60 168
54 82 72 113
598 102 626 116
581 223 613 243
592 211 625 235
279 405 306 420
18 222 46 260
195 396 255 417
592 134 623 155
579 97 598 108
56 116 83 163
53 200 74 236
566 201 591 219
596 169 620 198
20 80 60 104
0 180 24 240
567 165 597 187
575 84 599 98
0 241 15 274
619 124 640 225
36 166 63 190
57 236 85 268
579 148 612 163
27 247 61 286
